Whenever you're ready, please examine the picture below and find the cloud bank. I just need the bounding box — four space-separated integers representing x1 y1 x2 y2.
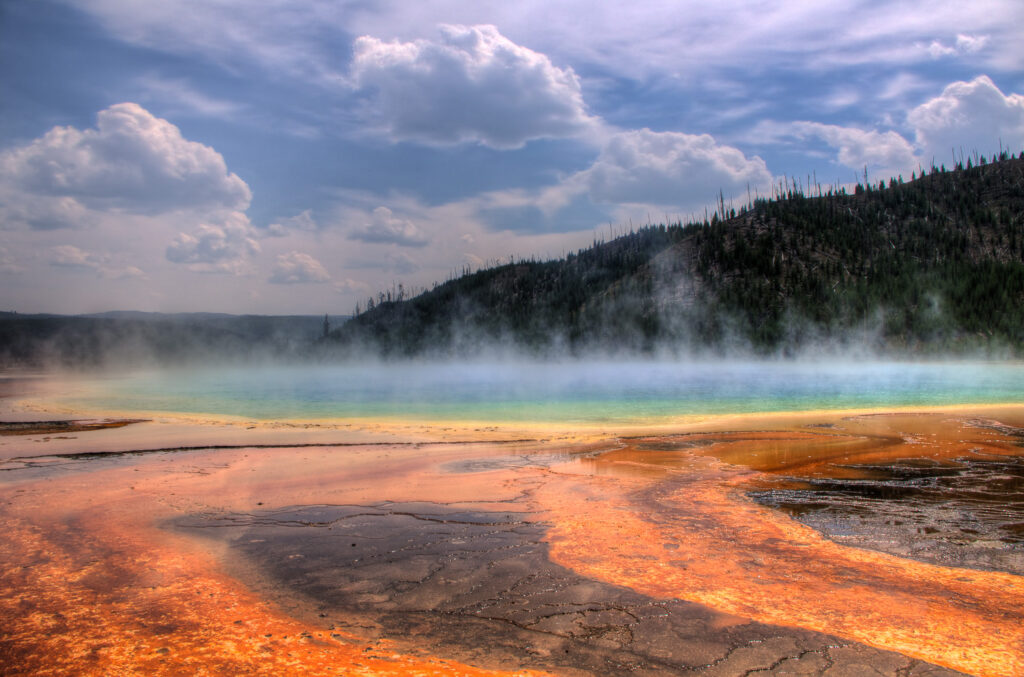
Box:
269 251 331 284
165 211 260 274
580 129 772 208
49 245 145 279
348 206 430 247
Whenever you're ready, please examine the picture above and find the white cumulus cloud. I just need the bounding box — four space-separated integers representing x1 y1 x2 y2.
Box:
49 244 145 279
579 129 772 208
50 245 95 269
908 75 1024 164
0 103 251 229
350 24 594 148
268 251 331 284
755 76 1024 181
348 206 430 247
791 122 917 176
166 211 260 274
927 34 989 59
0 196 95 232
267 209 318 236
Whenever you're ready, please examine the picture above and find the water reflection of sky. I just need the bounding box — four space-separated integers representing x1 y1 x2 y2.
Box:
70 361 1024 423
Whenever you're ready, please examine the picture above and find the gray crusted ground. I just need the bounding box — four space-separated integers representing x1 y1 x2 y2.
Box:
750 453 1024 577
177 503 964 676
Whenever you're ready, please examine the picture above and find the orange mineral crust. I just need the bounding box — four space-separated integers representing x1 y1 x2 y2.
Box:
0 449 548 676
2 406 1023 675
536 416 1024 677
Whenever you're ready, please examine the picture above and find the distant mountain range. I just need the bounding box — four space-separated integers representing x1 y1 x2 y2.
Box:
328 152 1024 358
1 311 242 321
0 312 339 369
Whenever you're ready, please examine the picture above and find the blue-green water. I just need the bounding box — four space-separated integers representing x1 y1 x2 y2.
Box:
65 361 1024 424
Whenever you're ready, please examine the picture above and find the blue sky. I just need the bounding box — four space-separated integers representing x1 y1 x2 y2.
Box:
1 0 1022 314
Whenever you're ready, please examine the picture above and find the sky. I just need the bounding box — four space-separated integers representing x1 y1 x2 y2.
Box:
1 1 1022 315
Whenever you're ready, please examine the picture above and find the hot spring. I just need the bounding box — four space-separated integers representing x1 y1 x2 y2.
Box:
59 360 1024 423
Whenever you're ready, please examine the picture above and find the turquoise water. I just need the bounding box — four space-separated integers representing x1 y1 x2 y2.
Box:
66 361 1024 424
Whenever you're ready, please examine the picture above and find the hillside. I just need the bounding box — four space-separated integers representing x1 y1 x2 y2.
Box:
329 152 1024 357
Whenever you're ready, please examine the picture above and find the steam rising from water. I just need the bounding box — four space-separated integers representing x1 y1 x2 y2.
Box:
66 360 1024 423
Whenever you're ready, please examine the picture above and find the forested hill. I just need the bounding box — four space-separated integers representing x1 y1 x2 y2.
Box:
329 152 1024 358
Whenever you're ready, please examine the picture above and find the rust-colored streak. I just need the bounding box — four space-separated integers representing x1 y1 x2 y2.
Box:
537 416 1024 677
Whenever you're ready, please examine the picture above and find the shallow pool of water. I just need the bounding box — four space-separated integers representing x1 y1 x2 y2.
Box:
60 360 1024 424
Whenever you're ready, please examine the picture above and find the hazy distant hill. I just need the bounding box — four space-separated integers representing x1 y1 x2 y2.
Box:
0 313 338 369
329 152 1024 358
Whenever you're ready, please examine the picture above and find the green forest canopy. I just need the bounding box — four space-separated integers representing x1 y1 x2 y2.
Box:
332 151 1024 358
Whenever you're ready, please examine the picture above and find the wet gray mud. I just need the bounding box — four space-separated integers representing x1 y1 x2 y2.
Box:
749 454 1024 576
0 418 146 436
175 503 962 676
